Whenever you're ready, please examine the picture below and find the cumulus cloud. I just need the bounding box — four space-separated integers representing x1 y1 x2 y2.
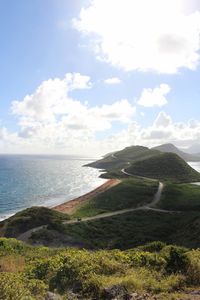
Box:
153 111 172 127
137 84 170 107
1 72 199 155
74 0 200 74
104 77 121 84
138 111 200 147
2 107 200 156
8 73 136 155
12 73 91 122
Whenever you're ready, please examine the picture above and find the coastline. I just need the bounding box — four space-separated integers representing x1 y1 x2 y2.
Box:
53 178 121 215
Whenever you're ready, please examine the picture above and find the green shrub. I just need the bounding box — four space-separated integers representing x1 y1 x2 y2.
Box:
137 241 167 252
185 249 200 285
161 246 189 273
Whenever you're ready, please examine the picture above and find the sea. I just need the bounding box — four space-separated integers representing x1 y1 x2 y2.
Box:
188 161 200 186
0 155 106 221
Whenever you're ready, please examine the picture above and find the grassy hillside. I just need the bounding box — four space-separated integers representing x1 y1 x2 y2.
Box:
29 209 200 250
1 237 200 299
73 177 158 218
157 183 200 211
112 145 159 161
86 145 160 170
0 206 70 238
126 152 200 182
152 143 200 162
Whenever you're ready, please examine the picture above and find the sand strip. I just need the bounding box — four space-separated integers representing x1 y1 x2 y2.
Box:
53 179 121 215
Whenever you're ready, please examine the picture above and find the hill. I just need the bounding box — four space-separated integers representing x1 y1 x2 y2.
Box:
152 143 200 162
0 206 69 238
126 152 200 182
87 145 160 170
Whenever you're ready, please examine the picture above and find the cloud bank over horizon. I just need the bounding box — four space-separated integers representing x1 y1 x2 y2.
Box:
0 73 199 156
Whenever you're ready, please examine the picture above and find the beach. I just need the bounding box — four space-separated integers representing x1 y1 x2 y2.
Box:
53 178 121 214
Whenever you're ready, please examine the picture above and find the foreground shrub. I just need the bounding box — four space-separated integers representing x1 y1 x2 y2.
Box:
0 272 47 299
161 245 188 273
137 241 167 253
185 249 200 285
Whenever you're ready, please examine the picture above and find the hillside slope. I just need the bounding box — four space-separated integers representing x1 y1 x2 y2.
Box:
0 206 69 238
126 152 200 182
152 143 200 162
87 145 160 170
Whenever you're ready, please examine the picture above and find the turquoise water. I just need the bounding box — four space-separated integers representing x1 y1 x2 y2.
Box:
0 155 106 220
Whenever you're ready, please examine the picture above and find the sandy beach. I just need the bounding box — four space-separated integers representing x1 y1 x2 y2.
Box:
53 178 121 215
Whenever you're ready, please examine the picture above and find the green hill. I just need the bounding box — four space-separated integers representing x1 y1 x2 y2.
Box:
126 152 200 182
0 206 69 238
87 145 160 170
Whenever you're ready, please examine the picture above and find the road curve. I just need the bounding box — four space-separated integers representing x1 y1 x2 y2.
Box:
17 172 167 242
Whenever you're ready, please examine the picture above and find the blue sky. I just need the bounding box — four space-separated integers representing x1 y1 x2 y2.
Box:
1 0 200 155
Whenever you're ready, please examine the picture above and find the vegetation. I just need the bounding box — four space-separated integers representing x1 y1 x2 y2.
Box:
29 209 200 250
158 183 200 211
86 145 159 170
0 206 70 238
1 145 200 298
0 238 200 299
87 145 200 183
126 153 200 182
73 178 158 218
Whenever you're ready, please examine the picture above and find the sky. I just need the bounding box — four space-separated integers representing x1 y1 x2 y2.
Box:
1 0 200 156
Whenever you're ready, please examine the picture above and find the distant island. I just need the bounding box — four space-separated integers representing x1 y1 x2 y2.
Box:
1 143 200 299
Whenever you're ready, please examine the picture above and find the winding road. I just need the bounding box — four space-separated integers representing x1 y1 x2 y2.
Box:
17 167 168 242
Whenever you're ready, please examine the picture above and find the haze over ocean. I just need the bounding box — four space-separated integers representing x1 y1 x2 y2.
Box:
0 155 106 220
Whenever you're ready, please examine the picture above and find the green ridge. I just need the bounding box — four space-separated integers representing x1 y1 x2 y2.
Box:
126 152 200 182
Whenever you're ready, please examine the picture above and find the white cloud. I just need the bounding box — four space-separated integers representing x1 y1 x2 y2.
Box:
138 111 200 147
12 73 91 122
1 72 199 155
104 77 121 84
137 84 170 107
74 0 200 74
2 107 200 156
154 111 172 127
8 73 136 155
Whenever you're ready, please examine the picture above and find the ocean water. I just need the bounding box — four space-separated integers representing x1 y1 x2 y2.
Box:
0 155 106 220
188 161 200 173
188 161 200 186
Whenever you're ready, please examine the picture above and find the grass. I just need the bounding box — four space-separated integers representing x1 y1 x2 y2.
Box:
0 206 70 238
87 145 160 171
127 152 200 182
72 177 158 218
30 209 200 250
157 183 200 211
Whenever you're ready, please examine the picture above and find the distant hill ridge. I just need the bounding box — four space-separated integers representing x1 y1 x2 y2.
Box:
87 143 200 182
152 143 200 162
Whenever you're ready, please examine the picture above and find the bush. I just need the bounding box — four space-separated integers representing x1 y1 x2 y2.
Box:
161 246 189 273
137 241 167 253
185 249 200 285
126 250 166 270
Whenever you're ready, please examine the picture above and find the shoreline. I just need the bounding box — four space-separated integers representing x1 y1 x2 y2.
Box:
53 178 121 215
